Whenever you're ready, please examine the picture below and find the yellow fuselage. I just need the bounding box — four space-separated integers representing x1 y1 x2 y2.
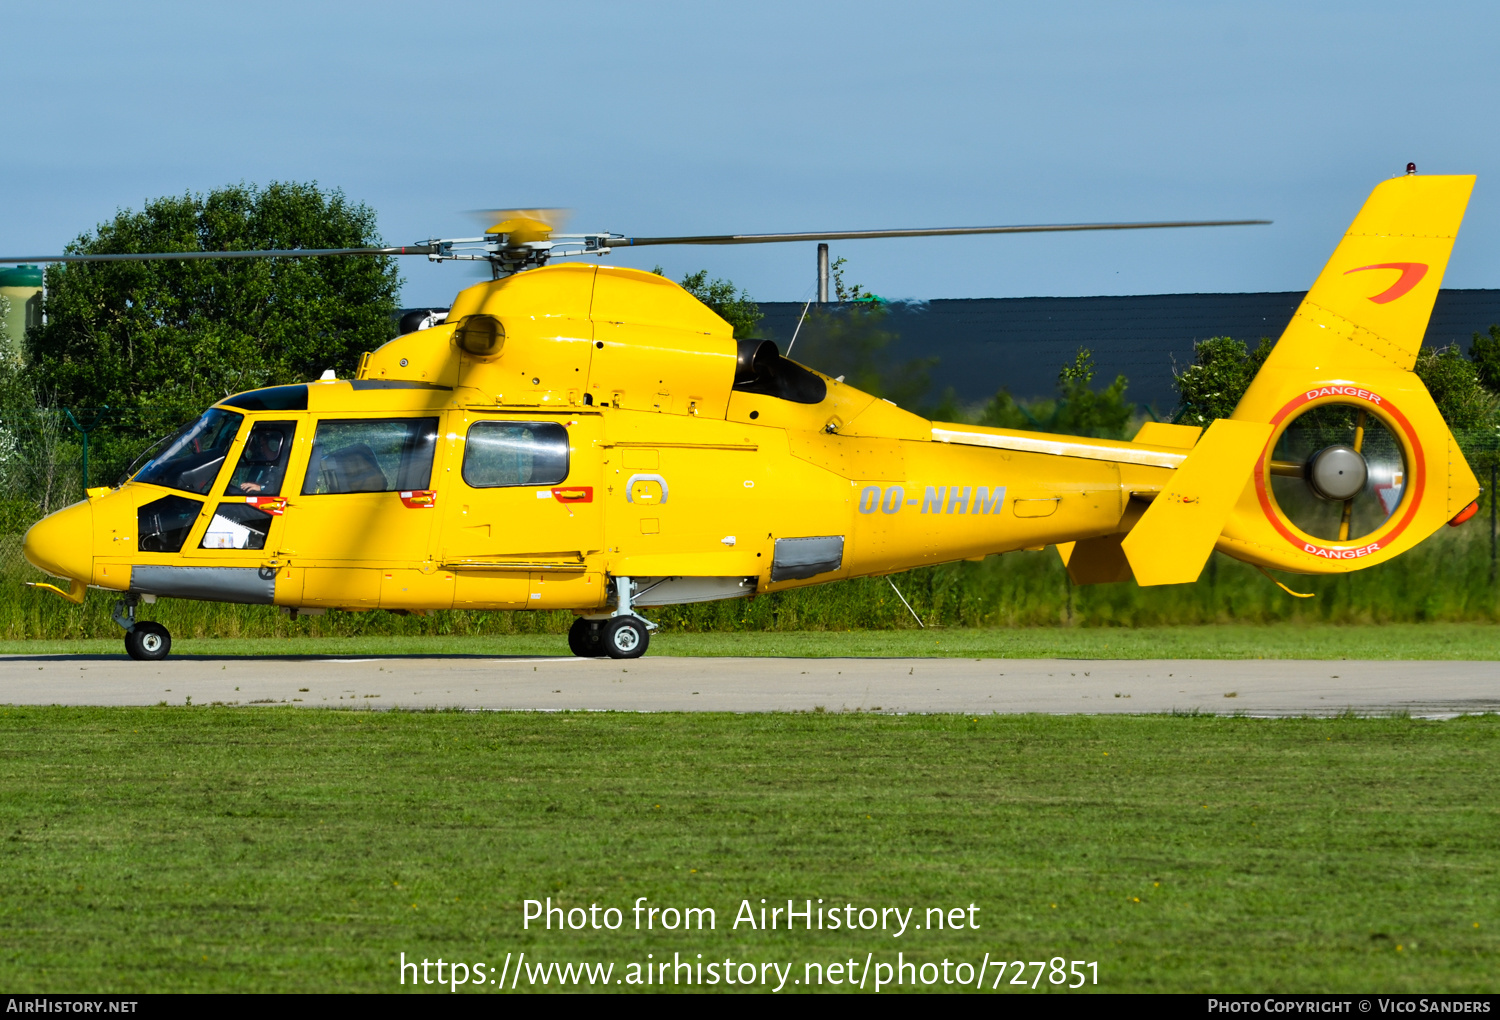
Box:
27 379 1184 613
23 264 1192 612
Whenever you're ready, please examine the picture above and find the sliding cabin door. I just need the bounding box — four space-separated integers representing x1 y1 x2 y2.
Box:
438 411 604 609
277 415 446 609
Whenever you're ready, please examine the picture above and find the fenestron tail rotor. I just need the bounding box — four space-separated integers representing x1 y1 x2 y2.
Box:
0 213 1270 277
1268 404 1405 543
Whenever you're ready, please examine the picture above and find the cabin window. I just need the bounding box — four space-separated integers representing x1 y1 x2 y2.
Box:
199 503 274 551
133 409 244 495
462 421 570 488
301 418 439 495
138 495 204 553
225 421 296 496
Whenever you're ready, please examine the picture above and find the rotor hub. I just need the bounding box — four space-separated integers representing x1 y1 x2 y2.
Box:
1307 444 1368 501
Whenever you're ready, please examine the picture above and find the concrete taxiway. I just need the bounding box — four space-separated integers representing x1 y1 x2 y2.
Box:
0 654 1495 716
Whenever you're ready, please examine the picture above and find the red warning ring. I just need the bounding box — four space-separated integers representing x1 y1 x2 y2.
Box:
1254 385 1425 560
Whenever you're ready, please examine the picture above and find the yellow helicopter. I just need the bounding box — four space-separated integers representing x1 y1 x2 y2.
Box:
10 178 1480 660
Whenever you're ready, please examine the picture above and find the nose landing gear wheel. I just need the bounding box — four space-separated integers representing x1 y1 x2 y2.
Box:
602 617 649 659
124 621 172 661
567 618 605 657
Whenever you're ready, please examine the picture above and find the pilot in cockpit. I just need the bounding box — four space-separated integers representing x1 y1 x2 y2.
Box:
228 426 291 496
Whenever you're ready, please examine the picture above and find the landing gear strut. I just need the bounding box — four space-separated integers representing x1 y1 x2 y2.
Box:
113 595 172 661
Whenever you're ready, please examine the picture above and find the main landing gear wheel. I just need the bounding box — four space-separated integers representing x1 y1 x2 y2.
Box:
602 617 649 659
124 621 172 661
568 617 605 657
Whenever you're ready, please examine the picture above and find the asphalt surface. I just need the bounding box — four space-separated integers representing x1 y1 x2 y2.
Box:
0 654 1495 716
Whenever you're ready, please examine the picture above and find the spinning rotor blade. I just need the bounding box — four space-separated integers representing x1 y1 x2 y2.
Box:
604 219 1271 247
0 213 1270 270
0 245 438 265
469 207 572 243
1338 410 1369 541
1268 404 1403 545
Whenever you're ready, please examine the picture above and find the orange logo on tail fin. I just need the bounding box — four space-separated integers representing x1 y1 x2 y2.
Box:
1343 262 1429 304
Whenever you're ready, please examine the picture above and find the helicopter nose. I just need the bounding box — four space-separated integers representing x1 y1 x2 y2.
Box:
23 501 93 583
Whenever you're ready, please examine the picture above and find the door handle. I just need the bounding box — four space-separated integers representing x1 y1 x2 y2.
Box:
246 496 289 515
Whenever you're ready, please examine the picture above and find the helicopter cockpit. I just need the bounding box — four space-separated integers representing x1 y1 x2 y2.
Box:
227 421 295 497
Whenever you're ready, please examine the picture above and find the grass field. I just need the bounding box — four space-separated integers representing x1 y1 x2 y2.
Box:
0 707 1494 993
2 622 1497 660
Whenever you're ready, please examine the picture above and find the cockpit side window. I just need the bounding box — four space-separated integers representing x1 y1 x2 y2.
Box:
138 495 204 553
200 504 274 551
133 409 244 495
301 418 439 495
225 421 296 496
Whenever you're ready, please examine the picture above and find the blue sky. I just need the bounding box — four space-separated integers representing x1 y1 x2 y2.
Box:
5 1 1499 308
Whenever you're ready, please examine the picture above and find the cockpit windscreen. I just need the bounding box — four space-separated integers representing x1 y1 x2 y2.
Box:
133 409 244 495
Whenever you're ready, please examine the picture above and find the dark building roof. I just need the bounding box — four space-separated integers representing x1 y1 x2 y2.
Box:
755 290 1500 410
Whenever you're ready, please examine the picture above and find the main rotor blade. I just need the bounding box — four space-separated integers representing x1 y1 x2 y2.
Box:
0 245 438 265
607 219 1271 247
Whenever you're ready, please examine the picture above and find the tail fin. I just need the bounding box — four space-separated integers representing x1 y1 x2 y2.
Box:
1219 173 1481 575
1247 173 1473 382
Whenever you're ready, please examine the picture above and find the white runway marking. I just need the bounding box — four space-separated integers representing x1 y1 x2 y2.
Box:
0 654 1495 715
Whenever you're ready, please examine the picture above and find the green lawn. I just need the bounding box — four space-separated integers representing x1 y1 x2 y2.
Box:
0 707 1494 993
2 622 1498 660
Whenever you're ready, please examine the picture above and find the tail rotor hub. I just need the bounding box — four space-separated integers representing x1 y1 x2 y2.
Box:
1306 444 1368 502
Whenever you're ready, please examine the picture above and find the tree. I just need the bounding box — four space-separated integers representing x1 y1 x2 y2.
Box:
777 258 937 410
675 269 764 339
978 348 1133 439
1468 325 1500 394
1414 344 1498 437
668 261 938 410
27 182 401 452
789 302 937 411
1172 335 1273 427
829 256 879 303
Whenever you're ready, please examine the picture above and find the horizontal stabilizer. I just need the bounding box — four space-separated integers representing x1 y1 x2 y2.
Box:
1121 419 1272 586
1132 421 1201 449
